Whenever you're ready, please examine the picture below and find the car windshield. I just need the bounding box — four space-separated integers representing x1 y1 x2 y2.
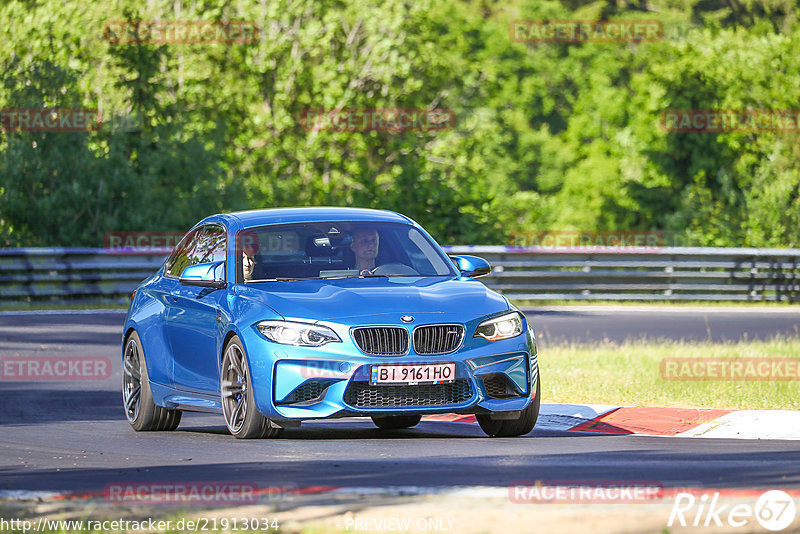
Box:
236 221 456 282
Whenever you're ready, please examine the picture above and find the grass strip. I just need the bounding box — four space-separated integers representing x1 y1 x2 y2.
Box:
541 335 800 410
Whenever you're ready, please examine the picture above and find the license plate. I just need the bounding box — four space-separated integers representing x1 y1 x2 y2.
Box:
370 363 456 385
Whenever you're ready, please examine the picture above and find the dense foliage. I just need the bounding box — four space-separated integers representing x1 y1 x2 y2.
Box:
1 0 798 247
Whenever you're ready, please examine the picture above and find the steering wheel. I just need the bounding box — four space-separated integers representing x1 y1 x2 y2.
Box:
370 263 420 276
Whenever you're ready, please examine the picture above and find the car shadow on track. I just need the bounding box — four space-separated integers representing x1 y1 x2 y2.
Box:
177 423 486 440
174 418 624 440
0 383 630 437
0 384 631 439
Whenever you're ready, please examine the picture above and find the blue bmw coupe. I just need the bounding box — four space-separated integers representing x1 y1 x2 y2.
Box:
122 207 540 438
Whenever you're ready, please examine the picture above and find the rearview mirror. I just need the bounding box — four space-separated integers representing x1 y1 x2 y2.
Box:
180 261 226 288
449 255 491 278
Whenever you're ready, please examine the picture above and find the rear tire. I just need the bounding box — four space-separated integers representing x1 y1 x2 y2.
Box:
477 374 540 437
371 415 422 430
221 336 282 439
123 331 182 431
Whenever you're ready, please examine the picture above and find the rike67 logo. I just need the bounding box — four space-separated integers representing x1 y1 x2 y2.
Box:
668 490 797 531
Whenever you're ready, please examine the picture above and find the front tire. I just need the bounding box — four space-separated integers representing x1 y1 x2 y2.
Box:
371 415 422 430
220 336 282 439
123 331 182 431
477 374 540 437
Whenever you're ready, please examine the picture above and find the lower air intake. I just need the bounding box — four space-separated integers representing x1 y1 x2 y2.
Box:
344 380 473 408
278 380 329 405
481 374 522 399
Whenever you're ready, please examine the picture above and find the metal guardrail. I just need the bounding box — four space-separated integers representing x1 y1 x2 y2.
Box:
0 248 167 306
446 246 800 302
1 246 799 305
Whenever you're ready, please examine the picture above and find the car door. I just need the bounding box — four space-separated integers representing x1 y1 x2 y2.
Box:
147 227 204 386
164 224 228 394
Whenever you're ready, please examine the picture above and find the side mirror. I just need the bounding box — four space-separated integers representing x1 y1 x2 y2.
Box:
449 255 491 278
180 261 226 288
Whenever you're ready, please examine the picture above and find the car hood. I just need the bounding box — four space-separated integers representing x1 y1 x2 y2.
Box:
236 276 509 325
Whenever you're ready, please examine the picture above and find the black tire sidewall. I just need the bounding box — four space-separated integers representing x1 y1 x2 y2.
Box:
125 331 158 431
498 374 541 437
478 371 540 437
222 336 274 438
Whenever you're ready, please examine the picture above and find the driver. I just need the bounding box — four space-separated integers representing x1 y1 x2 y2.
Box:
241 232 259 281
350 227 379 272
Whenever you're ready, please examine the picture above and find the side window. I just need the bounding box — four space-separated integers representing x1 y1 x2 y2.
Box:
164 225 226 278
165 228 203 277
193 225 227 272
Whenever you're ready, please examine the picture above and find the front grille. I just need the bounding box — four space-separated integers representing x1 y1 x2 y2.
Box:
344 379 473 408
353 327 408 356
413 324 464 354
482 374 521 399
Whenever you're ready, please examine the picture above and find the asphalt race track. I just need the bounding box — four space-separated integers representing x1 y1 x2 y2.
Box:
1 308 800 496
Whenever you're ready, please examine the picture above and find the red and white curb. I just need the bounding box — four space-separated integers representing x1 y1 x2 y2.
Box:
424 403 800 440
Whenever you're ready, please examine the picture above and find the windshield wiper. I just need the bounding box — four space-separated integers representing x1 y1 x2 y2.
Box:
248 277 312 282
249 274 390 282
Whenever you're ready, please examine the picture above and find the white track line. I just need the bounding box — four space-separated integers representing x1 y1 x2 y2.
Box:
678 410 800 440
523 305 800 314
0 490 63 500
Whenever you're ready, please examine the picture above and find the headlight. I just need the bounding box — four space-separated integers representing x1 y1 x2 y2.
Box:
256 320 341 347
474 312 523 341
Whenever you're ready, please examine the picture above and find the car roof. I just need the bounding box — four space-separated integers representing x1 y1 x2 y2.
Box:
217 207 414 229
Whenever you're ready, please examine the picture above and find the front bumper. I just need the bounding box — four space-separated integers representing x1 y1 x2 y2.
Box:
241 324 539 421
